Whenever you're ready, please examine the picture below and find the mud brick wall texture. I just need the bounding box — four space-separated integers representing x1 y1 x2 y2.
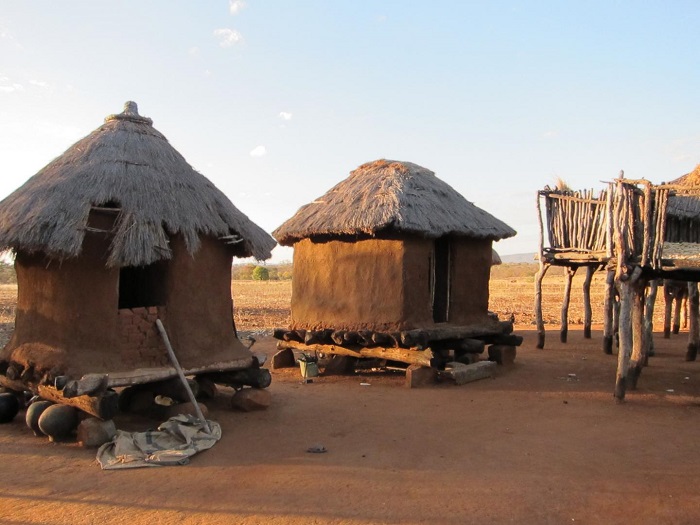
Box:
118 307 169 368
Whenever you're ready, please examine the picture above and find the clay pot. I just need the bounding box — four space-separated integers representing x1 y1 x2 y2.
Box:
0 393 20 423
38 405 79 442
25 400 54 436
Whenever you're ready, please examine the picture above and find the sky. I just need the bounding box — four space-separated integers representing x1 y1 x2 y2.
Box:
1 1 700 262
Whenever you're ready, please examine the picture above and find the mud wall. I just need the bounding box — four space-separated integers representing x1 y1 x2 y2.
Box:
448 238 492 324
290 236 493 332
290 238 408 331
2 232 250 379
162 235 251 369
3 230 120 376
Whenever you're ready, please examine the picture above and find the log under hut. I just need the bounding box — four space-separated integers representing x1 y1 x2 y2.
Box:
0 101 276 418
272 159 519 374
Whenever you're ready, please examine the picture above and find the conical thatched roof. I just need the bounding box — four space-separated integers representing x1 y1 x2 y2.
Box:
0 101 275 266
667 163 700 220
273 159 516 246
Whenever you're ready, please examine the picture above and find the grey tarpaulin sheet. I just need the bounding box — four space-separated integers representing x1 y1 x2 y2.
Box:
96 414 221 470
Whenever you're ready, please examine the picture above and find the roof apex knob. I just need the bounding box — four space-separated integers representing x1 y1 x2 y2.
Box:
105 101 153 125
123 101 139 116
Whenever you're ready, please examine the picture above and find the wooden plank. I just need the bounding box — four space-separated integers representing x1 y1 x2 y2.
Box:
37 385 119 420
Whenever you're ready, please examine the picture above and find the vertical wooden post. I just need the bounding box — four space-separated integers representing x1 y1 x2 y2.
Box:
663 280 672 338
560 266 577 343
535 191 548 349
602 268 615 354
673 287 684 335
643 279 658 360
534 262 550 349
627 278 647 390
686 282 699 361
615 279 634 401
582 266 595 339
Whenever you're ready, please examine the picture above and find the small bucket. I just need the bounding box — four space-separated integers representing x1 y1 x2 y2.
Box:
298 353 319 379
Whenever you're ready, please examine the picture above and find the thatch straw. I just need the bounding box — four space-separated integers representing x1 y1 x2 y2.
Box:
0 102 275 266
667 163 700 219
273 159 516 246
491 248 502 265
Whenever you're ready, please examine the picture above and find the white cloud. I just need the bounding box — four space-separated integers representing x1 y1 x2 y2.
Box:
279 111 293 121
0 80 23 93
29 79 50 89
213 28 243 48
229 0 247 15
204 69 212 77
188 46 200 58
249 145 267 157
543 130 559 138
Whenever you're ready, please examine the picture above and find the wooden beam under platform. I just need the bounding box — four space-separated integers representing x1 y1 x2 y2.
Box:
277 340 435 368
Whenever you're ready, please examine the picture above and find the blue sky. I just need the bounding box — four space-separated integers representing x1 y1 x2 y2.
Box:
1 1 699 261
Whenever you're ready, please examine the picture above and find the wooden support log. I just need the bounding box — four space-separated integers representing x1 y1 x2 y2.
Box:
331 330 346 345
277 340 435 368
205 368 272 389
614 279 634 401
560 266 577 343
663 282 673 338
627 280 647 390
305 329 333 345
643 280 658 359
534 261 550 349
686 282 699 361
582 266 595 339
61 374 109 398
487 334 524 346
37 384 119 420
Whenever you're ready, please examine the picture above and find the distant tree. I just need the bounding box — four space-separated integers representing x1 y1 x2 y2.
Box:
252 266 270 281
232 263 256 280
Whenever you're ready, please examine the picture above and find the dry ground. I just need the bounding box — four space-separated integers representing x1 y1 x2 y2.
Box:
1 276 700 524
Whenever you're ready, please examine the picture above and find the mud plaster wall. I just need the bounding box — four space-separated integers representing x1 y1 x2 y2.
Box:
447 239 492 324
290 237 494 332
290 238 407 331
2 232 250 379
3 230 120 377
162 235 251 370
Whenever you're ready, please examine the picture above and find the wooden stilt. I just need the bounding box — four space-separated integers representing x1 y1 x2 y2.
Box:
602 269 615 354
534 190 549 350
663 281 672 338
643 280 658 360
534 262 550 349
560 267 577 343
627 279 647 390
582 266 595 339
686 282 699 361
614 280 633 401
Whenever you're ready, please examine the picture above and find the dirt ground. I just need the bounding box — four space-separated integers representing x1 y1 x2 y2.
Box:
2 324 700 525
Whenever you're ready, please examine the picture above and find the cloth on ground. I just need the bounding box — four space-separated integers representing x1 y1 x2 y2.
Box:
96 414 221 469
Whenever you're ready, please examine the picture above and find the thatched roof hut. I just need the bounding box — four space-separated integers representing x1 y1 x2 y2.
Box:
274 159 515 333
274 159 515 245
0 101 273 266
665 163 700 242
0 101 276 389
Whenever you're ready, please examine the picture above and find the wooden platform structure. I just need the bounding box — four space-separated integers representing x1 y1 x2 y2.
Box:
536 174 700 401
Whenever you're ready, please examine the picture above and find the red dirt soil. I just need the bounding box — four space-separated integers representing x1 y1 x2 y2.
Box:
2 326 700 524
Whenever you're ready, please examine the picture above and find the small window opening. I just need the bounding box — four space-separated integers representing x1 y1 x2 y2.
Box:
118 261 168 309
432 237 451 323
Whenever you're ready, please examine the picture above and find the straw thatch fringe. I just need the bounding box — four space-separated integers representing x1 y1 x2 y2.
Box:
273 159 516 245
0 102 275 266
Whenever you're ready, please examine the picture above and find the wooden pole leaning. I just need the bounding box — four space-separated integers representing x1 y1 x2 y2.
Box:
156 319 211 434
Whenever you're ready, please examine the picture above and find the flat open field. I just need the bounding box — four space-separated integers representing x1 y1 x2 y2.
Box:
1 273 700 524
